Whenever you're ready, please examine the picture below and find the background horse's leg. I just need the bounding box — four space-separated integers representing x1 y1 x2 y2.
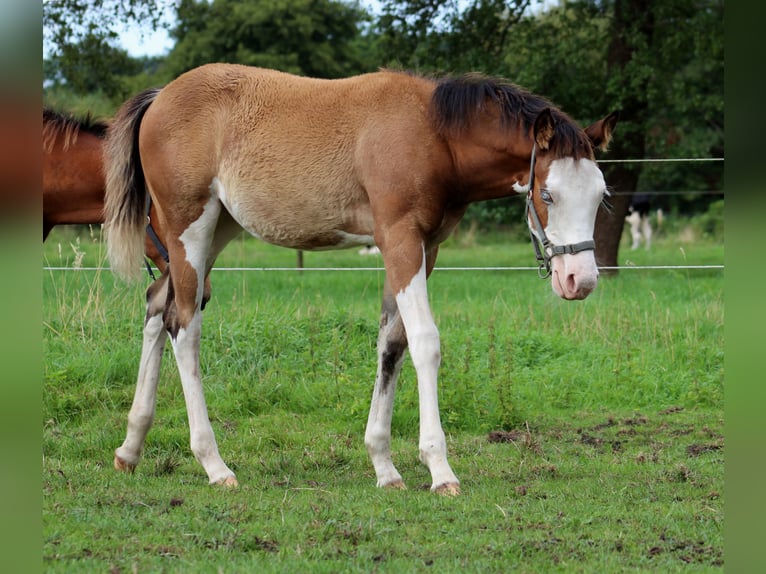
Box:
114 274 169 472
165 195 237 487
385 240 460 495
365 280 408 489
641 214 652 249
627 211 642 250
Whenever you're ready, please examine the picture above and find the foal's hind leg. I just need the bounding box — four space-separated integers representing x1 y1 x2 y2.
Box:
114 274 170 472
164 195 237 486
365 280 408 489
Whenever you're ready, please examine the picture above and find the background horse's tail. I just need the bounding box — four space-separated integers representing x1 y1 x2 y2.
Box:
104 88 161 281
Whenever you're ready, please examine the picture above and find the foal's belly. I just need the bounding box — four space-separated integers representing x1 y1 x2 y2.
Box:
212 176 375 251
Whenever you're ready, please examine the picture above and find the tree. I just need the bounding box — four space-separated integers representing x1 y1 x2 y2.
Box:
374 0 723 258
162 0 375 80
594 0 724 271
45 33 143 101
375 1 609 232
44 1 172 105
43 0 170 57
376 0 533 72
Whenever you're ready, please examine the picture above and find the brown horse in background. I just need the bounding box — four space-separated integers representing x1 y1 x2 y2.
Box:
43 109 210 299
105 64 617 493
43 109 108 240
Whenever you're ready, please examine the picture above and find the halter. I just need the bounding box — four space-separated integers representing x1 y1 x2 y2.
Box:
524 143 595 278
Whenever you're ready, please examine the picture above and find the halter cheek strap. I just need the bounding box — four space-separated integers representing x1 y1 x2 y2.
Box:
524 143 595 278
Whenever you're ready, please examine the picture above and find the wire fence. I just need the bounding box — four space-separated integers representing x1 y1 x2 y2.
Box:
598 157 723 164
43 264 724 272
609 190 723 196
600 157 724 197
43 155 724 273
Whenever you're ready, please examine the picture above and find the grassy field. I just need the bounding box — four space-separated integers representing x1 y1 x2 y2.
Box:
43 224 723 572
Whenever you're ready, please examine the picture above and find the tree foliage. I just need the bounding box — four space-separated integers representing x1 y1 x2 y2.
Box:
45 33 144 101
42 0 723 255
162 0 375 80
376 0 533 71
43 0 170 56
43 0 172 102
375 0 722 244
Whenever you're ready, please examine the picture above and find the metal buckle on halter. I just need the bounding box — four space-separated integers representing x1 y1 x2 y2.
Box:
526 202 553 278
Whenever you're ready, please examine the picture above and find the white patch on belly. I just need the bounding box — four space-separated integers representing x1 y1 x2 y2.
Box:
212 175 374 250
327 231 375 249
299 231 375 252
211 176 265 242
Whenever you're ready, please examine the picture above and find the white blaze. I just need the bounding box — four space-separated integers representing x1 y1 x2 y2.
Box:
540 158 604 300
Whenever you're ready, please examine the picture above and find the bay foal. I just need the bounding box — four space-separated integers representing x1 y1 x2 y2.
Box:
105 65 616 493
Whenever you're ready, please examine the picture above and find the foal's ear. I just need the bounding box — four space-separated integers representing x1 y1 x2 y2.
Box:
585 110 619 152
533 108 555 150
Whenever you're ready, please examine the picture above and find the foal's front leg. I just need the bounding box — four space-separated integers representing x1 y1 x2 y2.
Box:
381 242 460 495
365 282 408 489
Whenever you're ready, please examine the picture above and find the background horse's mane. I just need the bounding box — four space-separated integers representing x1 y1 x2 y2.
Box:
43 108 108 153
429 73 594 160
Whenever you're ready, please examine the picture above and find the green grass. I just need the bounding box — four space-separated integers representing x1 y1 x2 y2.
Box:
43 225 723 572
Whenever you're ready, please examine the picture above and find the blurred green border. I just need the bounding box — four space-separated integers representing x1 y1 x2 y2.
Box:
12 0 751 569
725 4 764 573
0 1 42 571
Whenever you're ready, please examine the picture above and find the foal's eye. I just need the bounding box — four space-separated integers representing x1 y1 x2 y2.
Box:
540 189 553 204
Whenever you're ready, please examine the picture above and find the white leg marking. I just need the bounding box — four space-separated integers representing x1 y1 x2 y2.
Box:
171 311 236 485
627 211 641 250
365 311 406 488
395 247 459 492
641 215 652 249
115 312 167 470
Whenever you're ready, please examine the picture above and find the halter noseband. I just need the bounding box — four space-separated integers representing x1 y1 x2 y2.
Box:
524 143 595 278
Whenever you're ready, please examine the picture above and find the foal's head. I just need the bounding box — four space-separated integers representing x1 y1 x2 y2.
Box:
431 75 617 300
525 108 617 300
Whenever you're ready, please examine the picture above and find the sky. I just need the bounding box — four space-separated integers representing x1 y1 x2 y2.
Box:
113 1 559 58
116 21 174 57
116 1 385 57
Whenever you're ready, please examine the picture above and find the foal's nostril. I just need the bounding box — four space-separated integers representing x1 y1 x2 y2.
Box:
564 272 597 299
566 273 577 294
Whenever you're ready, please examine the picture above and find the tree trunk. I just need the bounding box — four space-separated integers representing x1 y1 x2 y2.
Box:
595 0 652 275
594 165 635 273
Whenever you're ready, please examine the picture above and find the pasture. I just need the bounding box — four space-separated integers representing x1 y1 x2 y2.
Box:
43 225 723 572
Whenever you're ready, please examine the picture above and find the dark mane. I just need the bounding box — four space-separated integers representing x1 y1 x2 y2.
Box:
429 73 594 160
43 108 109 152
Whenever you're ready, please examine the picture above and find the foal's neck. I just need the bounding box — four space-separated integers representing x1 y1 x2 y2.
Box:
445 123 533 204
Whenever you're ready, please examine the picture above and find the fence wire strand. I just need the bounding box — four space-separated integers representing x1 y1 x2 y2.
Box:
44 156 723 275
43 264 724 273
598 157 723 163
